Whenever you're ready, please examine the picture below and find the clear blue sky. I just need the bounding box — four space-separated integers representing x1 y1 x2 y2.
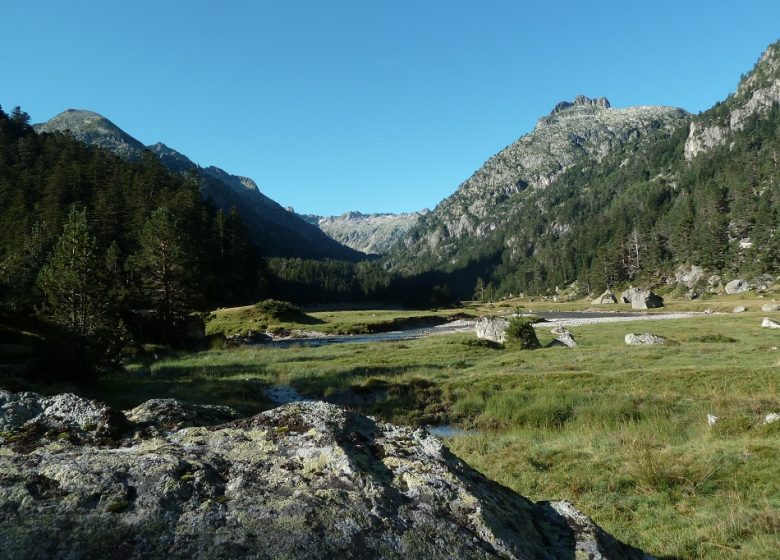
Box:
3 1 779 215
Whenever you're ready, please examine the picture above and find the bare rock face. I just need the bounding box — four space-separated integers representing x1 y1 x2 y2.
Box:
0 394 652 560
476 316 510 343
592 289 618 304
625 333 667 346
620 288 664 310
725 279 749 294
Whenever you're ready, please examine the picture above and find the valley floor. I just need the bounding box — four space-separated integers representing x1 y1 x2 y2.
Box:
5 293 780 558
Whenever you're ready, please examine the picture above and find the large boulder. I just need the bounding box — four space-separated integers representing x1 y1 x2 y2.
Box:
620 287 664 309
549 327 577 348
592 289 618 304
762 317 780 329
761 303 780 312
725 279 749 294
0 396 652 560
675 265 705 288
475 316 509 343
625 333 667 346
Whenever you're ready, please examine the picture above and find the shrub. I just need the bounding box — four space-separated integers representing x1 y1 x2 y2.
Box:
255 299 300 319
505 317 540 349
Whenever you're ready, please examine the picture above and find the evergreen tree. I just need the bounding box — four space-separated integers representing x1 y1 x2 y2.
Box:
131 207 194 328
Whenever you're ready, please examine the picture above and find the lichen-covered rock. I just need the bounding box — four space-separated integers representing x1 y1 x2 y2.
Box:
475 316 509 343
625 333 667 346
0 390 126 444
620 288 664 310
124 399 240 431
0 397 651 559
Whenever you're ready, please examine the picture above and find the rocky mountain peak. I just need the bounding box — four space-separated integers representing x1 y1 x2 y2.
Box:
550 95 611 115
34 109 146 160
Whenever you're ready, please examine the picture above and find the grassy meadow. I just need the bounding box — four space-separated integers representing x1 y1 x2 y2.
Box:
4 292 779 558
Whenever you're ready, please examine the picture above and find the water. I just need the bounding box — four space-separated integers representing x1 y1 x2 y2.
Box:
256 311 699 347
425 425 477 438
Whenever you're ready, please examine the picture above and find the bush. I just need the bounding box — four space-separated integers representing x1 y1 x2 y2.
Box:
505 317 540 349
254 299 300 319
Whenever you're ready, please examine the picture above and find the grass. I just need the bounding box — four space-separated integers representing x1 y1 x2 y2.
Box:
4 294 779 558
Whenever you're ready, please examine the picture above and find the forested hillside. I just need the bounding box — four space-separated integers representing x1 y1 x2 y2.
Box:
0 106 265 373
386 43 780 298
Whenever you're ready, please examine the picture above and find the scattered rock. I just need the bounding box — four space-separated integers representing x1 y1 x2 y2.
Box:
707 274 722 287
750 274 775 292
0 390 126 444
624 333 667 346
226 330 272 345
124 399 240 431
475 316 509 343
0 396 651 560
764 412 780 425
592 289 618 304
725 279 749 294
761 317 780 329
761 303 780 312
733 306 747 313
549 327 577 348
621 287 664 309
675 265 705 288
707 414 719 426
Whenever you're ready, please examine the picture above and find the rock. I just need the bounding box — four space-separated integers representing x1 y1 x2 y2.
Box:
675 265 705 288
0 396 651 560
624 333 667 346
725 279 749 294
764 412 780 425
707 414 719 426
707 274 722 287
124 399 240 431
620 287 664 309
761 303 780 312
592 289 618 304
475 316 509 343
761 317 780 329
549 327 577 348
750 274 775 292
733 306 747 313
0 390 126 444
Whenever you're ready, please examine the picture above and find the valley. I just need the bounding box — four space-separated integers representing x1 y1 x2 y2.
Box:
1 29 780 560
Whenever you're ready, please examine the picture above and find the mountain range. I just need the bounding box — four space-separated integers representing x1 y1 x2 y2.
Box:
34 111 364 261
29 39 780 299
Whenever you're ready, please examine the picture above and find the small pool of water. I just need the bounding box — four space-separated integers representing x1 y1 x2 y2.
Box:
425 425 477 438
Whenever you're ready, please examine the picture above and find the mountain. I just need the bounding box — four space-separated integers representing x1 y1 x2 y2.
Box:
391 96 689 267
387 41 780 297
34 111 364 261
300 210 428 255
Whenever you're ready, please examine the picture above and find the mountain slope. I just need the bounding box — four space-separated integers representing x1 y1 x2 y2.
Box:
35 112 364 261
388 42 780 297
392 95 690 267
304 210 427 254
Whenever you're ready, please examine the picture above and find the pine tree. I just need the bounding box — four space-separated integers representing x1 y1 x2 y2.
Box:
131 207 193 327
37 207 110 336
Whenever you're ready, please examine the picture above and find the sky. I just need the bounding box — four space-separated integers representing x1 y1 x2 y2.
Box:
3 1 780 216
